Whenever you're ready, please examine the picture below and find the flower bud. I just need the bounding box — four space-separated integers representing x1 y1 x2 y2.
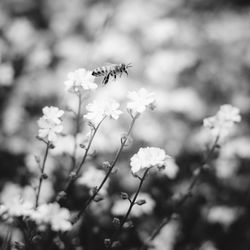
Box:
135 199 146 206
120 192 129 200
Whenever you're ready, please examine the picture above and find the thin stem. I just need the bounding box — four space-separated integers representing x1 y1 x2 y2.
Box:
70 93 82 173
140 136 220 250
64 118 105 193
72 116 138 224
35 142 50 208
107 168 149 249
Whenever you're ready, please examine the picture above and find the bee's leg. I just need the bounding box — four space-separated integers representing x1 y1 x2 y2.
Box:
103 74 110 85
114 73 117 80
124 69 128 76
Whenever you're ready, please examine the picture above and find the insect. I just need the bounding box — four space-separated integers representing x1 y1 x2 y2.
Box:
92 63 132 85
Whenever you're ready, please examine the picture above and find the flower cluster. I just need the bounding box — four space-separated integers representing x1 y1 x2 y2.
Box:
38 106 64 142
64 68 97 93
31 203 72 232
127 88 155 116
130 147 171 174
203 104 241 139
84 99 122 126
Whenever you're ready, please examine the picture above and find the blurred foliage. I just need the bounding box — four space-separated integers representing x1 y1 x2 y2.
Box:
0 0 250 250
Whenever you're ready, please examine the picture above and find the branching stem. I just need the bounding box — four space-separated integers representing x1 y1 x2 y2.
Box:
72 115 138 224
107 168 149 249
140 136 220 250
35 142 50 208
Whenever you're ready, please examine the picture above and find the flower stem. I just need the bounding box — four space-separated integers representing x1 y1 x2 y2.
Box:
72 115 138 224
107 168 149 249
140 136 220 250
70 93 82 173
35 142 50 208
64 118 105 193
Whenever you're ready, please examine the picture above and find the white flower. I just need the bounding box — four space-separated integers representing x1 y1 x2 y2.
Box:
203 104 241 139
64 68 97 93
42 106 64 124
0 183 36 218
130 147 171 174
127 88 155 116
111 193 155 217
38 117 63 142
205 206 240 228
77 167 109 194
0 63 14 86
37 106 64 142
32 203 72 232
84 99 122 126
217 104 241 123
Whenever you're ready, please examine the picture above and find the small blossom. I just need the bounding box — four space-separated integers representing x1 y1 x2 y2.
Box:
64 68 97 93
127 88 155 116
0 63 14 86
205 206 241 229
38 118 63 142
84 99 122 126
32 203 72 232
203 104 241 139
42 106 64 124
130 147 171 174
0 183 36 219
37 106 64 142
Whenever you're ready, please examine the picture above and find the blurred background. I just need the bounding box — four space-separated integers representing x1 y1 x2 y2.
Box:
1 0 250 249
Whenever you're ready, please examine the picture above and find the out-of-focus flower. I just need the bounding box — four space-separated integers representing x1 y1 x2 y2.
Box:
127 88 155 116
77 166 109 194
161 158 179 179
205 206 241 229
152 221 179 250
130 147 171 174
0 63 14 86
64 68 97 93
203 104 241 139
5 18 36 54
199 241 218 250
84 99 122 126
42 106 64 124
37 106 64 142
0 183 35 219
32 203 72 232
111 193 155 217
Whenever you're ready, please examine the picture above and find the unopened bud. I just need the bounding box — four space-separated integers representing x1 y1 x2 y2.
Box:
104 238 111 248
112 241 121 248
120 192 129 200
41 173 48 179
80 144 86 149
135 199 146 206
103 161 111 169
112 217 120 227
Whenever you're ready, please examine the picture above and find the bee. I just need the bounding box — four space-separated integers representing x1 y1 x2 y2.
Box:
92 63 132 85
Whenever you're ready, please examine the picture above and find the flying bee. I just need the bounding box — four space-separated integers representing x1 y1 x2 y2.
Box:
92 63 132 85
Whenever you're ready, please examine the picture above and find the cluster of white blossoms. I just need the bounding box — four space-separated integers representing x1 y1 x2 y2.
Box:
84 99 122 126
130 147 171 174
64 68 97 93
203 104 241 139
31 203 72 232
37 106 64 142
127 88 155 116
